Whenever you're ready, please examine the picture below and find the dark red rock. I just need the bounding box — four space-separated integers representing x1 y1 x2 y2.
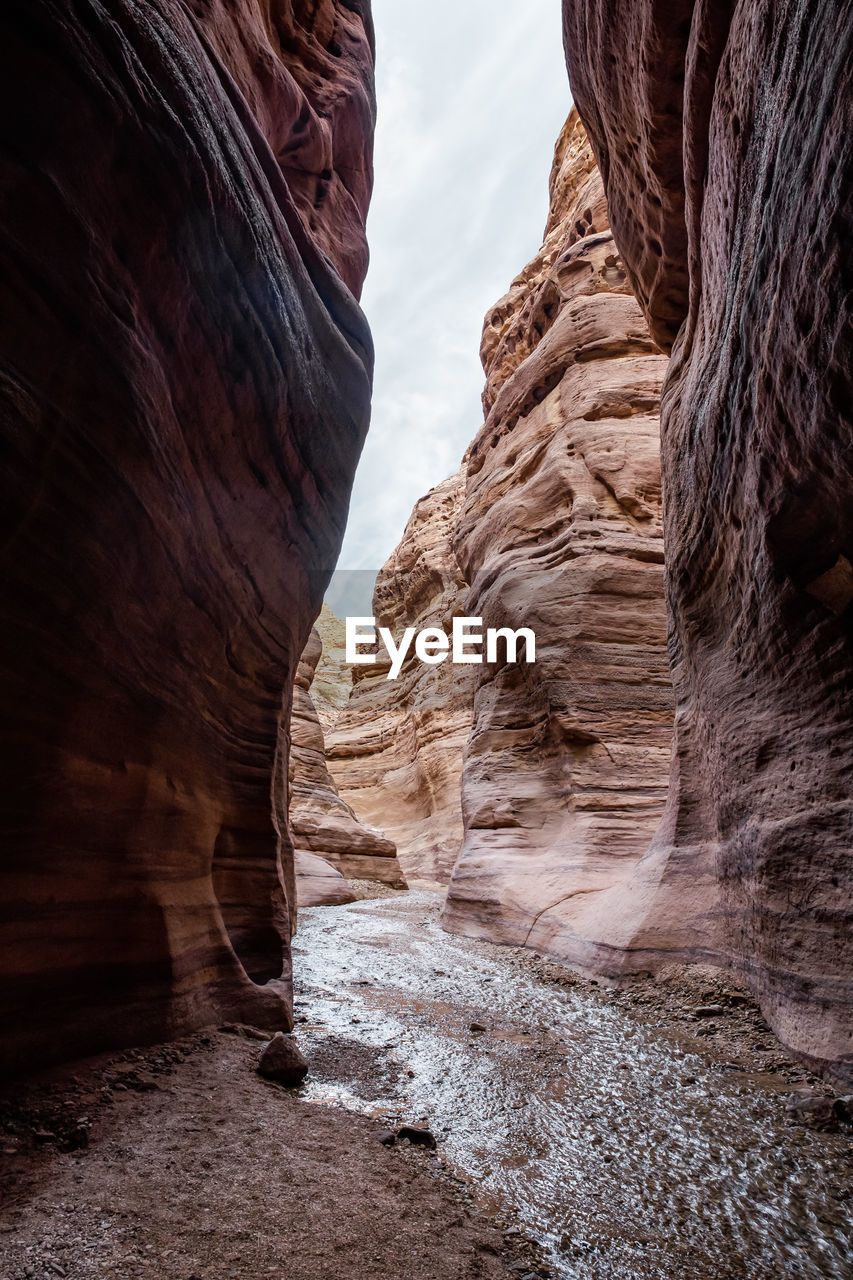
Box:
0 1 375 1076
562 0 853 1079
257 1032 309 1085
397 1125 437 1150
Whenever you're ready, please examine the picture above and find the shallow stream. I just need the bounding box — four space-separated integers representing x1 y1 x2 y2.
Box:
293 890 852 1280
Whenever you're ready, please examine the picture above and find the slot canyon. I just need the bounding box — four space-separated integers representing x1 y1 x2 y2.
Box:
0 2 850 1279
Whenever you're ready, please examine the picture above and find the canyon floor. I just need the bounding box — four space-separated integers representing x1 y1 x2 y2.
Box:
2 890 852 1280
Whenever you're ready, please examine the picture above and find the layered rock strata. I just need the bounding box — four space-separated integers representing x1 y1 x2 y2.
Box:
0 0 375 1075
562 0 853 1079
443 112 677 963
327 468 476 882
290 630 407 901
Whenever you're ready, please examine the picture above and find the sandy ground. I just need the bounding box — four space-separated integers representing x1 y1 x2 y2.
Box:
2 890 850 1280
0 1028 547 1280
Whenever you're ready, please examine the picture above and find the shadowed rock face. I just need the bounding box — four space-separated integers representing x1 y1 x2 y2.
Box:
0 0 375 1076
327 467 477 883
442 111 674 956
563 0 853 1078
290 630 407 899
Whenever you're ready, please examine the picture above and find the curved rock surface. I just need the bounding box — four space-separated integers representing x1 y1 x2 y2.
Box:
0 0 375 1076
327 467 476 882
562 0 853 1078
442 111 675 964
290 630 407 898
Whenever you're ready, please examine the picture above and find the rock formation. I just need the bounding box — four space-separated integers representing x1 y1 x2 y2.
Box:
562 0 853 1079
327 468 476 882
442 112 675 965
290 629 407 901
0 0 376 1076
312 603 354 734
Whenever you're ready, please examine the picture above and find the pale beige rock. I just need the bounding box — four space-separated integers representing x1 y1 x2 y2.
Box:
312 604 353 735
289 630 407 900
327 469 476 882
443 111 678 964
294 850 356 909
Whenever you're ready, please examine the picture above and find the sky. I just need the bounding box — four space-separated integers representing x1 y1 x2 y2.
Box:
331 0 572 595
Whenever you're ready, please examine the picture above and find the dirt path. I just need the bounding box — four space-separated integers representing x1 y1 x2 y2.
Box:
0 1026 544 1280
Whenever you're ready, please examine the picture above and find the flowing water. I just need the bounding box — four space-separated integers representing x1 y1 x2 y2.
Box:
293 890 853 1280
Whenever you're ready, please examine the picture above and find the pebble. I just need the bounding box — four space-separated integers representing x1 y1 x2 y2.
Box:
397 1125 437 1149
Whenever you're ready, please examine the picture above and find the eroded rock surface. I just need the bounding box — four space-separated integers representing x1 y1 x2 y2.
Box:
327 468 476 882
0 0 375 1075
443 111 675 965
562 0 853 1079
290 631 407 899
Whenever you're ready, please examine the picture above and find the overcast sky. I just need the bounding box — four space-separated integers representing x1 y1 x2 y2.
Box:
334 0 572 580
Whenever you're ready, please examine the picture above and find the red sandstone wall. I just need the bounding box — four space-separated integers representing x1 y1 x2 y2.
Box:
0 0 375 1075
562 0 853 1079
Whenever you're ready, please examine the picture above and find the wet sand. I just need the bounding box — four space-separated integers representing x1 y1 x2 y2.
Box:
295 890 853 1280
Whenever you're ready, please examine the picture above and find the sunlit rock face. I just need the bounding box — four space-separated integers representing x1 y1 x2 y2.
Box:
562 0 853 1079
0 0 375 1076
442 111 676 962
327 467 477 882
290 631 407 899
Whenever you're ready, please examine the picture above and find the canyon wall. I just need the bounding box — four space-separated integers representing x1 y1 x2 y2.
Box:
562 0 853 1078
290 629 407 902
442 111 677 961
327 468 476 882
0 0 375 1076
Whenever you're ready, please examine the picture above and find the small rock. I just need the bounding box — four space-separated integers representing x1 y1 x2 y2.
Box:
694 1004 726 1018
785 1090 839 1132
835 1095 853 1126
469 1022 487 1034
396 1125 436 1149
257 1033 309 1085
376 1130 396 1146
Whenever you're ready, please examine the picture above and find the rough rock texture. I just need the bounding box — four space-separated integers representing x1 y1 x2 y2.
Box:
327 467 477 882
312 603 353 734
290 631 407 897
0 0 375 1077
443 112 676 961
562 1 853 1080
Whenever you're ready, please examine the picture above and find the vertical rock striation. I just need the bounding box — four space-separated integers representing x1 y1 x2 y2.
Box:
442 112 676 966
562 0 853 1078
327 467 477 882
0 0 375 1075
289 629 407 900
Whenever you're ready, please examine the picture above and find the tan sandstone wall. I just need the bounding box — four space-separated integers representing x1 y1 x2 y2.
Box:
327 468 476 882
442 110 677 964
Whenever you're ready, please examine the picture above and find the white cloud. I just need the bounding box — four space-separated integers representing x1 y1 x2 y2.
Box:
336 0 572 573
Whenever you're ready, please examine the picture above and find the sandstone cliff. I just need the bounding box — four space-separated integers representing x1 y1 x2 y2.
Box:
290 629 407 901
327 468 476 882
0 0 375 1076
442 111 675 965
562 0 853 1079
